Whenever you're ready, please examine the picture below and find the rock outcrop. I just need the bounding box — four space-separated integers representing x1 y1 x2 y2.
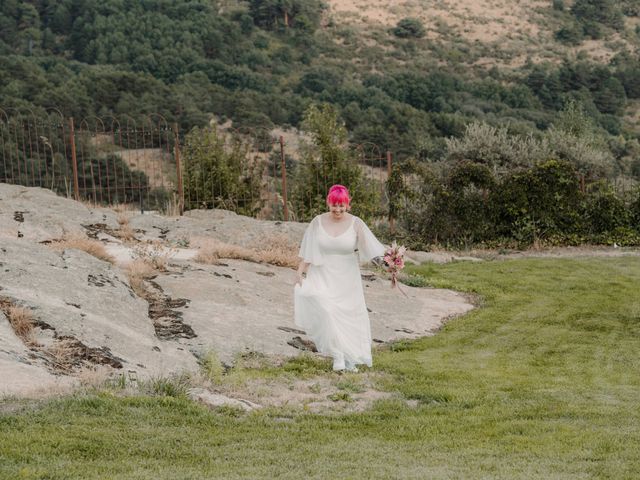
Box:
0 183 474 397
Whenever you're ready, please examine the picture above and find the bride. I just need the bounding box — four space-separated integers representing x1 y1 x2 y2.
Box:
294 184 386 372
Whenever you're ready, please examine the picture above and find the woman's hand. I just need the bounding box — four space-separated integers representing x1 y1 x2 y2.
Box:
295 271 305 286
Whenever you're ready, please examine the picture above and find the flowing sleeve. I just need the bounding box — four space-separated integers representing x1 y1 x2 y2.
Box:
298 216 324 266
354 217 386 264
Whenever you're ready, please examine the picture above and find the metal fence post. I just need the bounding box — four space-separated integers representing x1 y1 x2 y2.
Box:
387 150 395 235
173 123 184 215
279 135 289 221
69 117 80 201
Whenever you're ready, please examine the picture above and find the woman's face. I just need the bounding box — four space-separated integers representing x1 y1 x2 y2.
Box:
329 202 348 219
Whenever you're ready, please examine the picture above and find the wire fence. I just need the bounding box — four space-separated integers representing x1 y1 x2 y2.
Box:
0 109 394 222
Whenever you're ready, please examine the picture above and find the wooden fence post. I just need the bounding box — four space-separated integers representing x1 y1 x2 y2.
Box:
69 117 80 201
280 135 289 221
173 123 184 215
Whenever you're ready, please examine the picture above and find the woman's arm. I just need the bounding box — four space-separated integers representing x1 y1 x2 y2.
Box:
354 217 387 263
296 259 310 286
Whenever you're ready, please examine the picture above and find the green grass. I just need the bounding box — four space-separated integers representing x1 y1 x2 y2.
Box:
2 257 639 479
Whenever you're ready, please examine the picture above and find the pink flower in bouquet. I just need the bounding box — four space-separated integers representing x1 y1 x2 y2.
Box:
383 241 408 297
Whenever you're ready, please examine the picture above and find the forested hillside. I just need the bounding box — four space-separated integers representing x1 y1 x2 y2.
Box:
1 0 639 159
2 0 640 246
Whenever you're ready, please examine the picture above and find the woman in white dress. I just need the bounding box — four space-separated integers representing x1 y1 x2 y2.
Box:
294 185 386 372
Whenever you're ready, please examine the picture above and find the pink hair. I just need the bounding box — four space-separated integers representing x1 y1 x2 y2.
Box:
326 184 351 206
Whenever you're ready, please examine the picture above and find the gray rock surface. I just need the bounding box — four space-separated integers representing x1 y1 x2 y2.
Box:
0 183 118 243
154 260 472 364
0 238 198 393
188 388 262 411
0 182 475 398
0 311 75 397
129 209 307 247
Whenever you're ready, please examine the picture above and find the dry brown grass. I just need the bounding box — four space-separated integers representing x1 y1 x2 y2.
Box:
125 258 158 295
116 212 129 226
252 234 299 268
116 224 136 242
49 232 115 264
5 305 37 345
76 365 114 388
44 339 81 373
194 238 255 265
132 241 174 271
111 212 137 242
111 203 137 213
193 234 298 268
163 193 183 217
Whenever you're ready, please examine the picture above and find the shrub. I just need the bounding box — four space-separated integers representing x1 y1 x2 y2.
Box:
445 122 551 171
432 162 497 246
629 191 640 230
555 23 584 45
571 0 625 31
291 104 380 222
392 18 426 38
182 127 263 216
492 160 584 243
584 184 631 234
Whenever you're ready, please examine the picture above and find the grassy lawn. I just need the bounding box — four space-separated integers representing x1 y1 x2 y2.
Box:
1 257 639 479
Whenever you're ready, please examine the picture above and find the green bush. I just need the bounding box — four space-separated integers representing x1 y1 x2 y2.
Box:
631 190 640 225
291 104 380 222
392 18 426 38
584 184 631 234
182 126 263 215
437 162 497 246
555 23 584 45
492 160 584 243
571 0 625 31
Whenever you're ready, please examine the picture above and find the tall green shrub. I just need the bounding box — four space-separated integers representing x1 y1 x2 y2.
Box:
182 127 262 215
492 160 584 244
584 184 630 234
291 104 379 221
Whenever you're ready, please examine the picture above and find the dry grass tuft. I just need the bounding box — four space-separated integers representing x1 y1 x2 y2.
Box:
116 212 129 226
50 232 115 264
193 238 255 265
76 365 115 388
116 224 136 242
111 203 137 213
132 241 174 271
251 234 299 268
44 339 81 373
125 258 158 295
113 212 137 242
193 234 298 268
6 306 37 345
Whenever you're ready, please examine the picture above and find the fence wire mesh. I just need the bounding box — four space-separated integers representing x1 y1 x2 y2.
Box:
0 109 394 222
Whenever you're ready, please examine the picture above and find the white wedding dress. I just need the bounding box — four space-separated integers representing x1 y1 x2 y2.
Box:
294 214 386 370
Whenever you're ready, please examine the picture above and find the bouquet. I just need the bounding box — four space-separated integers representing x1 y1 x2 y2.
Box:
383 241 408 297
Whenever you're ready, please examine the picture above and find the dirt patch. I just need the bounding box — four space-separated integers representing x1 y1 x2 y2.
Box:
217 371 400 413
325 0 634 68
